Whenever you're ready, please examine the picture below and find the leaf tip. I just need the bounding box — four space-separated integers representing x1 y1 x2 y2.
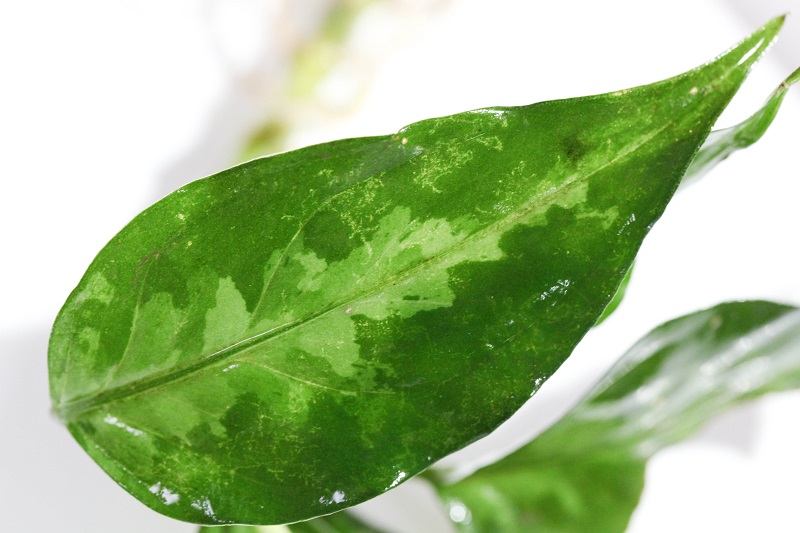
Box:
723 15 785 70
762 13 787 36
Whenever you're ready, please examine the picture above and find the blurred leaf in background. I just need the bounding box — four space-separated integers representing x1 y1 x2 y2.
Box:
434 301 800 533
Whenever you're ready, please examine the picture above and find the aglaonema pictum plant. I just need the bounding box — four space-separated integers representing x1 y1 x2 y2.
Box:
49 15 799 532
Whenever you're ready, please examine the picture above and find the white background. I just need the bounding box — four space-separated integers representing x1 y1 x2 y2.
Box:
2 1 800 531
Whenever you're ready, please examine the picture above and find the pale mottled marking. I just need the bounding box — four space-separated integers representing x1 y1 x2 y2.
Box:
78 327 100 354
73 272 115 305
98 292 185 394
295 251 327 292
204 277 250 353
413 144 474 193
474 135 503 151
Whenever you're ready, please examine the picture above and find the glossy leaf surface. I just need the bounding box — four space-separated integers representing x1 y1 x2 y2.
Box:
438 301 800 532
49 19 782 525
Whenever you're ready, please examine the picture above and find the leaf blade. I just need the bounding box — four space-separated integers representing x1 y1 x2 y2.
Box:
49 18 784 525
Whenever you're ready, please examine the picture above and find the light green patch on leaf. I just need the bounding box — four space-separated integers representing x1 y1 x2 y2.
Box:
74 272 115 305
103 292 186 391
295 251 329 293
204 277 251 354
77 327 101 355
241 205 506 382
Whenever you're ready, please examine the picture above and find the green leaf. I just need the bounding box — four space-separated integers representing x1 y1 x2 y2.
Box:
48 18 783 525
437 301 800 532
